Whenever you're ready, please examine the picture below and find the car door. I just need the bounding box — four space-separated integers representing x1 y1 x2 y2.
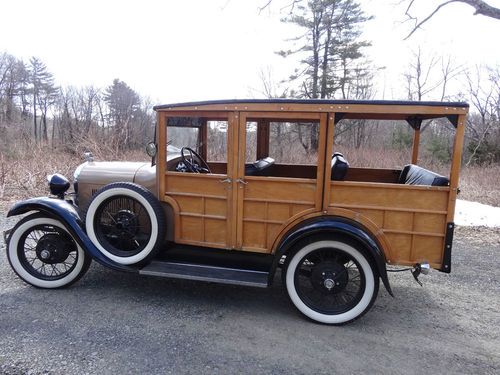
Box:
235 111 327 253
158 111 237 249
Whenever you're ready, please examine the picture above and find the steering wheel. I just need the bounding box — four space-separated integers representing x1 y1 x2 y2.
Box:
180 147 211 173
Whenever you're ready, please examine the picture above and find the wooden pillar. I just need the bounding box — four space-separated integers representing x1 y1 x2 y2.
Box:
322 114 335 211
256 119 270 159
157 112 166 199
411 129 420 164
199 119 208 160
446 114 466 223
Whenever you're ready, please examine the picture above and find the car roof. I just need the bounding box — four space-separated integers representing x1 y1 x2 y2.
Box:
153 98 469 111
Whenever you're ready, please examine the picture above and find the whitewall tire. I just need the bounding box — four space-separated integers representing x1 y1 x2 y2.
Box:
7 214 91 288
285 238 379 325
85 183 165 265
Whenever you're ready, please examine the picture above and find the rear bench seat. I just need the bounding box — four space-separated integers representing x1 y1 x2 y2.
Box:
398 164 449 186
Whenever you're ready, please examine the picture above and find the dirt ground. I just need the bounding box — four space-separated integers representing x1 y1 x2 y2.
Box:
0 211 499 374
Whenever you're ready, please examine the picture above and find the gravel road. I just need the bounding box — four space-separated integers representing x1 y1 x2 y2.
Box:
0 212 499 375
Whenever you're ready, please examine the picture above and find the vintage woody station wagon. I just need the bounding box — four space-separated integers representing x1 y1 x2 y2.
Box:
5 99 468 324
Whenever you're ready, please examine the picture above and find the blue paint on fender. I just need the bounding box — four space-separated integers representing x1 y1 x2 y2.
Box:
273 216 393 296
7 197 137 273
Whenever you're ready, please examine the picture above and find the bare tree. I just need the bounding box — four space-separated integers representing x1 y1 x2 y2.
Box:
464 65 500 165
402 0 500 39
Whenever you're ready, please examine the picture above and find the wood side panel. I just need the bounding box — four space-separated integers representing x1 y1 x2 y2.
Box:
329 181 449 267
244 179 316 203
331 182 449 211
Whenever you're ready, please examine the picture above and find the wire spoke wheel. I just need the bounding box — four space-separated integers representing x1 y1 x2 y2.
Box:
94 195 152 257
7 214 91 288
285 238 379 325
85 183 166 265
294 248 365 315
17 224 79 281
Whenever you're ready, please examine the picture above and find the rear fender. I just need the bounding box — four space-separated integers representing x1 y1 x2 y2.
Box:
7 197 136 273
271 216 393 296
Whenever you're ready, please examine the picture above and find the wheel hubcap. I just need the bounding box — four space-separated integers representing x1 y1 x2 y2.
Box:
40 249 51 260
36 234 72 264
311 261 348 294
324 278 335 290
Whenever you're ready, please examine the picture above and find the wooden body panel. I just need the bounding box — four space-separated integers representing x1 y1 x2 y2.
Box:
235 112 327 254
238 177 317 252
329 181 449 268
164 172 232 248
154 102 468 271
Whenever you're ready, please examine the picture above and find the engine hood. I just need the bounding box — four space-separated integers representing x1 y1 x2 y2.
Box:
75 161 150 185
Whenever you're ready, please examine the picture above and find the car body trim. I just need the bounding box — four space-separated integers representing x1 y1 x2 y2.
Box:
6 197 137 273
271 216 393 296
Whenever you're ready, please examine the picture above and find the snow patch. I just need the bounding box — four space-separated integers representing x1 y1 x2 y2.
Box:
455 200 500 227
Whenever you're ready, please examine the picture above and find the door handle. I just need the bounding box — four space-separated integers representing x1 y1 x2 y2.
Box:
236 178 248 185
219 178 232 183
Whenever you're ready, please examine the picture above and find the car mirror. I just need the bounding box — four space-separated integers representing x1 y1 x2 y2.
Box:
146 142 157 158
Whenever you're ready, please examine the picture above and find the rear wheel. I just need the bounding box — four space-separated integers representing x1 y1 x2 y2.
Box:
284 237 379 324
7 213 91 288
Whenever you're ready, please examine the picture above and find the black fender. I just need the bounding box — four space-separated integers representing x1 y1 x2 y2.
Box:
271 216 393 296
7 197 137 273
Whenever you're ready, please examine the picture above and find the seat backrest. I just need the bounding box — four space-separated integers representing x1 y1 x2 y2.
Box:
398 164 449 186
245 157 275 176
331 152 349 181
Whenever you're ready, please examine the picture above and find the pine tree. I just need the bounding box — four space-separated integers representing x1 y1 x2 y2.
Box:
104 79 140 148
278 0 372 99
29 57 56 142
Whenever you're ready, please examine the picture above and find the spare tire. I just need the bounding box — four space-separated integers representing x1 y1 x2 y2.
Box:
85 182 165 265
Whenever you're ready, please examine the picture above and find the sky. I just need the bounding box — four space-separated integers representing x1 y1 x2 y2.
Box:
1 0 499 105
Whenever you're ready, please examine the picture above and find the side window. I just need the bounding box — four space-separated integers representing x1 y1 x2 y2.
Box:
166 117 201 157
268 121 319 164
207 120 228 163
245 118 319 178
166 116 229 174
246 121 258 163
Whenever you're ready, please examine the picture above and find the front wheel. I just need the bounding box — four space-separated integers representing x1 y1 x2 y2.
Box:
7 213 91 288
284 237 379 325
85 182 166 265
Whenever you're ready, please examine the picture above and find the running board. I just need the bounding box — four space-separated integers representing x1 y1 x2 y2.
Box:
139 261 269 288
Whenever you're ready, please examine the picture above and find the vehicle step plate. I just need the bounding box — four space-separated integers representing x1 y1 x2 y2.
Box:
139 261 269 288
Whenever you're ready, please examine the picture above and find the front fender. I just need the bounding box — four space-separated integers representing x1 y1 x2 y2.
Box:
272 216 393 296
7 197 136 273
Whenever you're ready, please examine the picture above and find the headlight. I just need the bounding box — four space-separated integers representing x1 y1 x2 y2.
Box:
47 174 70 197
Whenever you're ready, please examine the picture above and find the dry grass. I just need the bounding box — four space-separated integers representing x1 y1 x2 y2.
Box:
0 143 148 210
458 165 500 207
1 143 499 211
